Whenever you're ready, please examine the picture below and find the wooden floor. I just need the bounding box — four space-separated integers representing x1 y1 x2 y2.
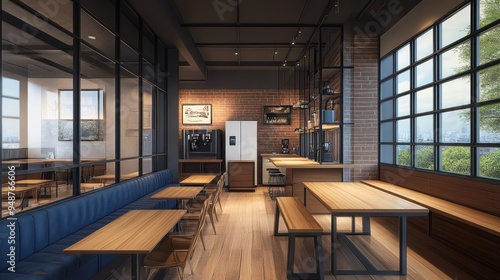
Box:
97 187 495 280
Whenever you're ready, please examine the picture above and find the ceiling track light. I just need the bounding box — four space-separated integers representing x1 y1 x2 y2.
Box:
234 49 239 55
274 48 278 55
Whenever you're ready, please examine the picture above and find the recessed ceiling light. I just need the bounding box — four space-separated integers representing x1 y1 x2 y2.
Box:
88 35 96 40
291 41 295 45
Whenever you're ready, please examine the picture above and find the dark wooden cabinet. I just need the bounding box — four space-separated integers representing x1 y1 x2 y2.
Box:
227 160 255 191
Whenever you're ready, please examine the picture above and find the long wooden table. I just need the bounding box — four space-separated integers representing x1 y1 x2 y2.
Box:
303 181 429 275
64 209 186 280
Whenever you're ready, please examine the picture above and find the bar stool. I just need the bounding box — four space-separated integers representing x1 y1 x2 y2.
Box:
267 168 285 199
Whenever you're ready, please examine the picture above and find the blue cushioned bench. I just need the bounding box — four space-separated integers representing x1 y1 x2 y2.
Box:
0 169 177 280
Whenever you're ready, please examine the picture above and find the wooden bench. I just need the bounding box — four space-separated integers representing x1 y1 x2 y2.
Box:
274 197 324 280
361 180 500 237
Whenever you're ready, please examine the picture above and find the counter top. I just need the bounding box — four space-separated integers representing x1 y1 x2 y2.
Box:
270 157 354 168
260 153 300 157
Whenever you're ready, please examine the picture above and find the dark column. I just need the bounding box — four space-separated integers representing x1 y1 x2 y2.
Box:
167 49 179 181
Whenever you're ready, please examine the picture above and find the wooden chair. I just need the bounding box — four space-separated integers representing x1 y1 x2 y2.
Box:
143 195 211 280
185 191 217 235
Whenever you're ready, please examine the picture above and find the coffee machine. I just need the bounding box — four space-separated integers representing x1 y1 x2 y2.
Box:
182 129 223 159
281 139 289 154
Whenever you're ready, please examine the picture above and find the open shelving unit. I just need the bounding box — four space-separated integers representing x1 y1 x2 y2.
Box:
293 26 352 164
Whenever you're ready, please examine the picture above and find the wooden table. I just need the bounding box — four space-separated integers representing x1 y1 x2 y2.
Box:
180 174 216 186
151 186 203 208
15 179 53 199
91 172 139 185
303 181 428 275
64 209 186 280
2 185 40 210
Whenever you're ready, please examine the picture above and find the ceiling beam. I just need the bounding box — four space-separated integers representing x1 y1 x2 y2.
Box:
195 43 323 47
205 61 299 67
181 23 342 28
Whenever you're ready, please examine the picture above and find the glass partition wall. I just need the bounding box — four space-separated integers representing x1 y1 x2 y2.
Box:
1 0 169 217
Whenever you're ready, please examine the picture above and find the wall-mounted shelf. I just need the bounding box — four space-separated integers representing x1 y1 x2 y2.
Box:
263 105 292 125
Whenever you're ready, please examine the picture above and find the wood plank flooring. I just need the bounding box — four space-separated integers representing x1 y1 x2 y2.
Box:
96 187 497 280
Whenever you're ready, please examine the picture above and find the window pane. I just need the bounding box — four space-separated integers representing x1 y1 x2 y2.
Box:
478 148 500 179
396 44 410 71
415 115 434 142
380 100 393 120
2 98 20 117
415 58 433 87
478 64 500 102
380 121 393 142
440 146 471 175
380 55 393 79
81 90 99 119
440 5 471 48
120 68 139 159
380 144 394 164
397 145 411 166
81 11 115 59
440 109 471 143
380 79 393 100
143 25 156 64
416 87 434 113
2 77 20 98
440 76 470 109
59 91 73 120
2 118 20 148
81 0 115 32
121 41 140 75
440 41 470 79
121 159 139 180
479 0 498 28
143 83 153 156
478 104 500 143
120 0 140 51
19 0 73 32
415 146 434 170
143 156 153 175
479 25 500 65
415 29 433 61
81 44 115 161
396 94 410 117
397 118 410 142
396 70 410 94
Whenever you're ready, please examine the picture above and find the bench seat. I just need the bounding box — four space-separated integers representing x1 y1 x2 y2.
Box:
274 197 324 280
361 180 500 237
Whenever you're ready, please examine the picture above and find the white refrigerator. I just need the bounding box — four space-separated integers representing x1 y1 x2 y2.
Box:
225 121 258 185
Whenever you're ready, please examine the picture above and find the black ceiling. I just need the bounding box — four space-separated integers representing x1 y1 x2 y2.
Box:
129 0 422 81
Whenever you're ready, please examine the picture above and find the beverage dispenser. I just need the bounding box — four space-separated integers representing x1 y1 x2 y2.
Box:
182 129 223 159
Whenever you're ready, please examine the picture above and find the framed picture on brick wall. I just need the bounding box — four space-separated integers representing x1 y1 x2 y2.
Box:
182 104 212 125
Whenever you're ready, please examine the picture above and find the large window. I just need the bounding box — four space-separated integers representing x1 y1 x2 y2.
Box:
379 0 500 180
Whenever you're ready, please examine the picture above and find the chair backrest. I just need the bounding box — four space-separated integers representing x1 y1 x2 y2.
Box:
187 192 212 260
214 172 225 202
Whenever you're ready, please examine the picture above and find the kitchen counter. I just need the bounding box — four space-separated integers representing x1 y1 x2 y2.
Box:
269 156 355 213
260 154 299 185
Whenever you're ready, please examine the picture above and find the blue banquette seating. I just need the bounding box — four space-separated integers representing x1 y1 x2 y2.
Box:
0 169 177 280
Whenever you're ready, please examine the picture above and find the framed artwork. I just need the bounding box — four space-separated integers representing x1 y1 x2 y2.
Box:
182 104 212 125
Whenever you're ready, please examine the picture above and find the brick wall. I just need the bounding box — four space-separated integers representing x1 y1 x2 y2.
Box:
179 89 300 184
351 35 379 180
